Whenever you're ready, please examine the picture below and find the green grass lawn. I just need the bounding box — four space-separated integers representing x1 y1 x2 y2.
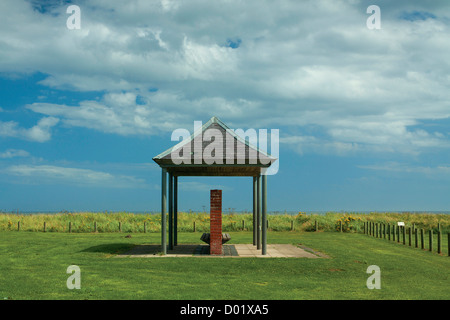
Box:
0 231 448 300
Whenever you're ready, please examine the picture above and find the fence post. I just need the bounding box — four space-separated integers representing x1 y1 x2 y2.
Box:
408 227 412 246
340 220 342 233
119 222 122 232
397 226 400 243
291 220 294 231
448 233 450 257
415 228 418 248
193 221 196 232
144 222 147 233
69 222 72 233
44 222 46 232
242 220 245 230
18 221 20 231
437 230 441 254
315 220 318 232
429 229 433 252
421 229 424 249
94 221 97 233
402 227 406 244
387 224 390 240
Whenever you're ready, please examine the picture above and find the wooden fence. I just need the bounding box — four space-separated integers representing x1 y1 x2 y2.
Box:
363 221 449 256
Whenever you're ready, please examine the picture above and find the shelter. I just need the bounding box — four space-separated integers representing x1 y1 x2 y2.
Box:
152 116 277 255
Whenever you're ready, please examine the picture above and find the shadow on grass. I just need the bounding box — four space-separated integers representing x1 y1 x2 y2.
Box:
81 243 136 254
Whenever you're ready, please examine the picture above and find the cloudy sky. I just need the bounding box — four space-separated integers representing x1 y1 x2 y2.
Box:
1 0 450 212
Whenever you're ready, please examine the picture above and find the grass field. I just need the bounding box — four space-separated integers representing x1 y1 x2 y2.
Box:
0 231 448 300
1 211 449 233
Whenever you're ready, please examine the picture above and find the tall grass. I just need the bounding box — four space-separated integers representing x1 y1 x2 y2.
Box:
1 211 448 233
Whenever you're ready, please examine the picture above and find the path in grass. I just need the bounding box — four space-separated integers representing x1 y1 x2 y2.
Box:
0 231 448 299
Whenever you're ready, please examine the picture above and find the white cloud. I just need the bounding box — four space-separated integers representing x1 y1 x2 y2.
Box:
3 164 147 188
0 149 30 159
0 117 59 142
1 0 450 155
27 91 263 136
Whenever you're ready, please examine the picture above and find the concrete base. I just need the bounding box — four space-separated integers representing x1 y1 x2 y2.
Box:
117 244 329 258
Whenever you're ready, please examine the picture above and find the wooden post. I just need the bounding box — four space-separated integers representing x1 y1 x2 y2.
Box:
174 176 178 246
144 222 147 233
402 226 406 245
257 175 261 249
161 168 167 255
44 222 46 232
375 223 378 238
168 173 173 250
437 230 441 254
291 220 294 231
119 222 122 232
69 222 72 233
421 229 424 250
94 221 97 233
448 233 450 257
388 224 391 241
315 220 318 232
261 174 267 255
415 228 418 248
408 227 412 246
242 220 245 230
193 221 196 232
252 176 257 246
397 226 400 243
340 220 342 233
383 223 386 239
429 229 433 252
18 221 20 231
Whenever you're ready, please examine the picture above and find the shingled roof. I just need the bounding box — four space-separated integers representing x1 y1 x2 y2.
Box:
153 116 277 176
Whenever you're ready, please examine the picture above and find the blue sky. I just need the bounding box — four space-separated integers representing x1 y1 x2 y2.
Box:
1 0 450 213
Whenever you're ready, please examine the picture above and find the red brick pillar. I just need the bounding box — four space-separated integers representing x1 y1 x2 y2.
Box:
210 190 223 255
